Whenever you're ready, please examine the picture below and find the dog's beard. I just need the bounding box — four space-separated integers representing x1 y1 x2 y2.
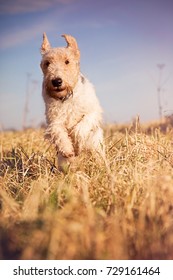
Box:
46 85 73 101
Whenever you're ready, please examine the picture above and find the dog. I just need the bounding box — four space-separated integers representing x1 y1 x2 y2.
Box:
40 33 104 170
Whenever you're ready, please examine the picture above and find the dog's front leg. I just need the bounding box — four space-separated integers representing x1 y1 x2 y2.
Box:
45 123 75 169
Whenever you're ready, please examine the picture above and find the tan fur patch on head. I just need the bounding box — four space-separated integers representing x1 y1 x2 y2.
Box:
40 33 80 100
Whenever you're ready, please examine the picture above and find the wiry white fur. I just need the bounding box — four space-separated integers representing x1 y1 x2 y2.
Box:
41 33 104 170
43 74 104 161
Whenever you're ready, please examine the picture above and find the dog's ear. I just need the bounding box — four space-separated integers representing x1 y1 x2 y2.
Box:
41 32 51 54
62 34 80 58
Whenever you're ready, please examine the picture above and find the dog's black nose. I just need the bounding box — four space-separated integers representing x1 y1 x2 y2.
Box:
52 78 62 87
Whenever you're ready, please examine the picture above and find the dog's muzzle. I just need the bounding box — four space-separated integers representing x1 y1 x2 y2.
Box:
48 78 73 102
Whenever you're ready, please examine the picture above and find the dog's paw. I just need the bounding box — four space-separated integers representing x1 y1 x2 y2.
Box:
61 150 75 158
58 153 76 173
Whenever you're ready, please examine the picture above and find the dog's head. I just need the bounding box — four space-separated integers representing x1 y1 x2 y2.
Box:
40 33 80 101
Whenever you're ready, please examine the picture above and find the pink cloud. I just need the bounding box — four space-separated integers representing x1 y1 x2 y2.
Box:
0 0 75 14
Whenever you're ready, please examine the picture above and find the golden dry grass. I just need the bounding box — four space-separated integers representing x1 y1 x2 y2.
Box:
0 120 173 260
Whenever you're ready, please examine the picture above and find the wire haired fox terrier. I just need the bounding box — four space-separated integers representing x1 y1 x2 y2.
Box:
40 33 104 170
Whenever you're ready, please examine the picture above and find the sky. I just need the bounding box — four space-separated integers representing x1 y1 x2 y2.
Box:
0 0 173 130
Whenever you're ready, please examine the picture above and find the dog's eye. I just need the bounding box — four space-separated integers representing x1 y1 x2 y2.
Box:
65 59 70 65
45 61 50 67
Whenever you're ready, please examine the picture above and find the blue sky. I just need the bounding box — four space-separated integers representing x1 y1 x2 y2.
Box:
0 0 173 130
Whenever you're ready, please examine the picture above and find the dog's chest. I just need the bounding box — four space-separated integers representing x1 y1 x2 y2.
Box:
47 98 86 129
64 102 85 130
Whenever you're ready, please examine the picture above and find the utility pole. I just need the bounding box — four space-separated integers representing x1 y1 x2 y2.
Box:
156 64 165 120
22 73 31 129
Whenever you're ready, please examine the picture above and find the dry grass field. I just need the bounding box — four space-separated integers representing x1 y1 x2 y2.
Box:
0 119 173 260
